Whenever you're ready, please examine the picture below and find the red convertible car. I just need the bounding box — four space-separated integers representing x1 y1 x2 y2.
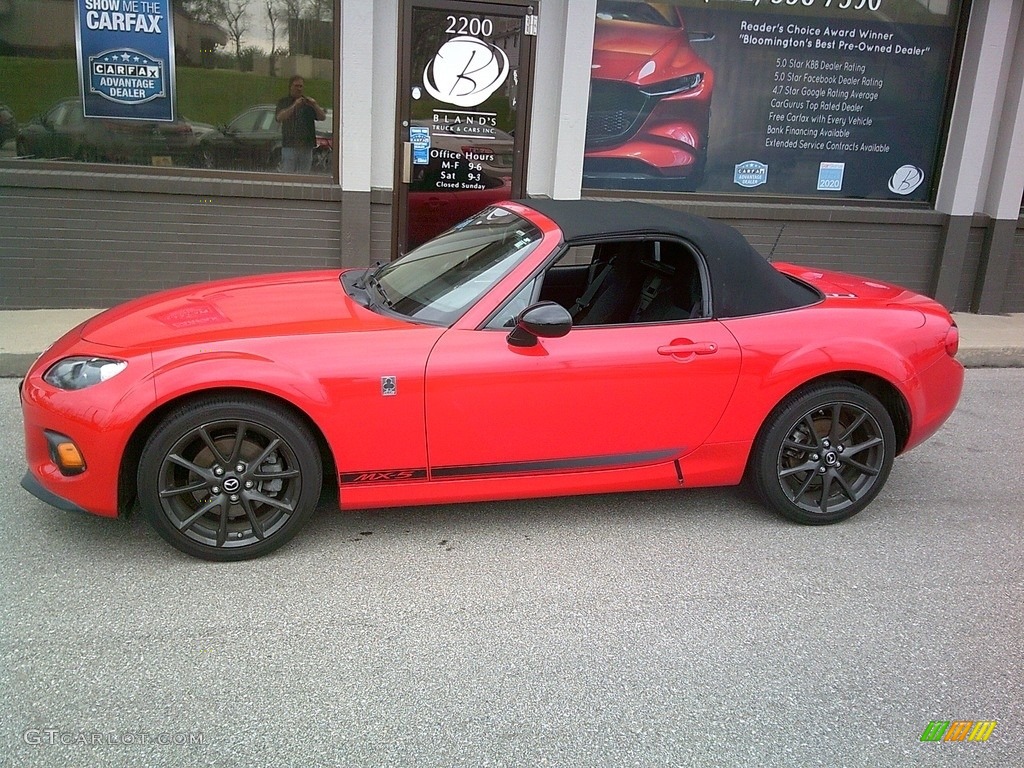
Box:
20 200 963 560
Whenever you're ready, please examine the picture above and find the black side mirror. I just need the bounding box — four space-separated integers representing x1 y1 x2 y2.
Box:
507 301 572 348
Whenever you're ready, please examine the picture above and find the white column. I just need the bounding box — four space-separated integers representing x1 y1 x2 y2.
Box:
983 5 1024 220
935 0 1020 216
526 0 596 200
339 1 377 192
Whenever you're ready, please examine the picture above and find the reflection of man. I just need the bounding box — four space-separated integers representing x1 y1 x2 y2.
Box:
275 76 326 173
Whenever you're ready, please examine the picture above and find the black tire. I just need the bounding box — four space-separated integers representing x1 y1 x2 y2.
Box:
138 397 322 560
752 383 895 525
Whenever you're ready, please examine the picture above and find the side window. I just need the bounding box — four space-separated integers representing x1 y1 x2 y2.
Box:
66 102 85 126
47 103 67 125
485 239 706 332
229 110 259 133
549 240 705 326
486 277 539 329
258 109 277 132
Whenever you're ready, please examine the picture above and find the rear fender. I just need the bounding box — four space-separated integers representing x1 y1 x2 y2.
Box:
707 334 914 448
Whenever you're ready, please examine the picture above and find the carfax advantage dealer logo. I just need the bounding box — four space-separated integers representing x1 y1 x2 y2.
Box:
920 720 997 742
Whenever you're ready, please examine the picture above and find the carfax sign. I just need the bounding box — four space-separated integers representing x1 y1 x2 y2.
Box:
75 0 176 120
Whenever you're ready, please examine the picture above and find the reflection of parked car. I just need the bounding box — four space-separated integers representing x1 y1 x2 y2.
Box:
195 104 281 171
0 102 17 146
198 104 335 173
20 199 964 560
584 0 714 186
16 98 197 165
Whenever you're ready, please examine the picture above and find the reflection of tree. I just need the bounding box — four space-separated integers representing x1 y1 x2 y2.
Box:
220 0 251 63
281 0 333 57
411 13 449 81
277 0 332 24
175 0 251 63
266 0 282 74
174 0 222 24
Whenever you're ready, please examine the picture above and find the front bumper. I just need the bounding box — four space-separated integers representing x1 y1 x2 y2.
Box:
20 471 91 515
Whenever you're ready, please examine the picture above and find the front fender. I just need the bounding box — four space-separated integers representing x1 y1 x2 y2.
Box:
143 329 438 485
150 348 331 411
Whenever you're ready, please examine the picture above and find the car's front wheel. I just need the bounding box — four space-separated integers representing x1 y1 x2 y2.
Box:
752 383 895 525
138 397 322 560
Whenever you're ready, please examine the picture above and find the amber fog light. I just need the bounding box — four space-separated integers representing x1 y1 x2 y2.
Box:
45 430 87 475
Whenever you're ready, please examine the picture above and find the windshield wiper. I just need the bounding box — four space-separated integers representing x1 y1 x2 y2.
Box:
366 272 394 308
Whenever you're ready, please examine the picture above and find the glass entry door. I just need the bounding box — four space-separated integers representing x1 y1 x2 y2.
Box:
395 0 536 254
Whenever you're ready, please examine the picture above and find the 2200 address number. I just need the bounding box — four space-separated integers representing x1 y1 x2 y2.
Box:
446 15 494 37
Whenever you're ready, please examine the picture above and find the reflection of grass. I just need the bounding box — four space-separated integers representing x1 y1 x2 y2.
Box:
0 57 332 125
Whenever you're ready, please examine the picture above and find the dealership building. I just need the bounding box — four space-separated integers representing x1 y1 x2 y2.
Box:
0 0 1022 314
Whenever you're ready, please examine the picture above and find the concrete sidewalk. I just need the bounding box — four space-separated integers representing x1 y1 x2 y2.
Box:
0 308 1021 378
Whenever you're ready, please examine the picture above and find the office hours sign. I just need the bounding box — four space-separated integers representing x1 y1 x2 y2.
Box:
75 0 176 120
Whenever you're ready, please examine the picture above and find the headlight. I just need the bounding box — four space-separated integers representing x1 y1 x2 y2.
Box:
43 357 127 390
640 73 703 98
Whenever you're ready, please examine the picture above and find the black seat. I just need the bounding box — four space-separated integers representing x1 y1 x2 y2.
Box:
573 244 649 325
629 247 703 322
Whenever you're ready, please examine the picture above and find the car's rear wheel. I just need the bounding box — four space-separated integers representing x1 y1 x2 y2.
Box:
752 383 895 525
138 397 322 560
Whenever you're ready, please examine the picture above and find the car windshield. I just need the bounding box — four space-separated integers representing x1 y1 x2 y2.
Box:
371 207 542 325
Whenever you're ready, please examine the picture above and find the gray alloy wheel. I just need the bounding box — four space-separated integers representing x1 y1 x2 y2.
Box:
752 383 896 525
138 397 322 561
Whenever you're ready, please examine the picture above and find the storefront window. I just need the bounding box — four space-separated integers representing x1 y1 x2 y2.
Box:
0 0 335 175
583 0 963 201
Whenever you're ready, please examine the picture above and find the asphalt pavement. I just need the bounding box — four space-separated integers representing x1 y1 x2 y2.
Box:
0 308 1022 377
1 370 1021 766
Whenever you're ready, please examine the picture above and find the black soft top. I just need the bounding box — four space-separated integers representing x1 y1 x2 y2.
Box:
521 198 818 319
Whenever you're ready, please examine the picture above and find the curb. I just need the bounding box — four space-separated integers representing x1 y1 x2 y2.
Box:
956 348 1024 369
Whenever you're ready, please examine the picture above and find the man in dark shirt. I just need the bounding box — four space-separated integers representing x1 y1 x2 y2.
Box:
275 75 326 173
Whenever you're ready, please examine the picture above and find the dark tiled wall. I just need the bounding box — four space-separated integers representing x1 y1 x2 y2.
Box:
1007 227 1024 312
3 177 1019 312
0 186 350 309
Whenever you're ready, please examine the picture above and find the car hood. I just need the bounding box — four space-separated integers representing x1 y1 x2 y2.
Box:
81 270 406 350
591 19 701 83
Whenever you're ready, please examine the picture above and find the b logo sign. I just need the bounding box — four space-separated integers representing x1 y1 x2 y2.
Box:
888 165 925 195
423 36 509 108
